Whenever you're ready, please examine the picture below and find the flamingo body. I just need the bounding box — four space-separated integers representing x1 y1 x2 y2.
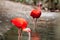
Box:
30 9 41 18
11 18 28 29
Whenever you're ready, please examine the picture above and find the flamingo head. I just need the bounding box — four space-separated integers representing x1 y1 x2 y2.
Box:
22 28 31 32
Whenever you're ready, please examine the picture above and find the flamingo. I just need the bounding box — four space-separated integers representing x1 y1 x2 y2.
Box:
30 9 41 30
11 18 31 40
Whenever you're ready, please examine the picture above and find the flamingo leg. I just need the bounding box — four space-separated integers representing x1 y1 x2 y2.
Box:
33 18 35 31
18 29 22 40
33 18 37 31
35 18 37 28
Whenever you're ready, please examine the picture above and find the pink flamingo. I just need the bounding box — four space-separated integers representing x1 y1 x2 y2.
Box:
11 18 31 40
30 9 41 30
